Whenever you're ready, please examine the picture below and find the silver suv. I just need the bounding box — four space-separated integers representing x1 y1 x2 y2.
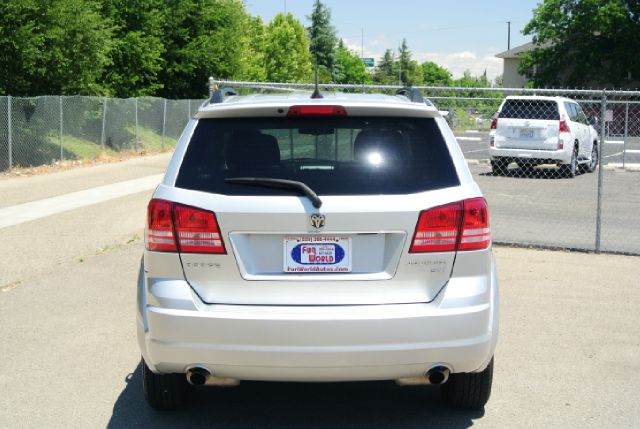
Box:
137 88 499 410
489 96 599 177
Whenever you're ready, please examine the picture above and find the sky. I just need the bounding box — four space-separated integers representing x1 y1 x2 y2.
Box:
244 0 542 80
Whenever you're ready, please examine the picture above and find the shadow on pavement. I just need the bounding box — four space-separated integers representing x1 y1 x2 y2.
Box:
108 363 483 429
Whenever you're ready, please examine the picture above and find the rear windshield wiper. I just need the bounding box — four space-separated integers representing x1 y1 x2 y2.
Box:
225 177 323 208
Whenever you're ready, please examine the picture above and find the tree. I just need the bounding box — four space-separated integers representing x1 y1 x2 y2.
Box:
236 16 267 81
306 0 337 79
520 0 640 88
420 61 453 86
373 49 397 85
101 0 166 97
157 0 249 99
0 0 112 96
397 39 423 86
333 40 371 84
264 13 313 83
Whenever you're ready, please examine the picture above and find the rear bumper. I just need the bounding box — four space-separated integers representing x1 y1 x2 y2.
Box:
137 257 499 382
490 147 570 164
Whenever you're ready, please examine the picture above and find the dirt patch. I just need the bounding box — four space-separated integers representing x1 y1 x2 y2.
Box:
0 149 171 180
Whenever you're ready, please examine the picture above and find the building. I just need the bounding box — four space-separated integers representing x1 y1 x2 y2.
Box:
495 42 540 88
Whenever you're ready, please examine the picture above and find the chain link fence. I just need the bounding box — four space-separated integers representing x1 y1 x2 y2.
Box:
209 79 640 255
0 96 204 171
2 82 639 255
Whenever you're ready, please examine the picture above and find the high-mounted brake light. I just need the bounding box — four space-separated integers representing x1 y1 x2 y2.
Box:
410 198 490 253
287 105 347 117
145 199 226 254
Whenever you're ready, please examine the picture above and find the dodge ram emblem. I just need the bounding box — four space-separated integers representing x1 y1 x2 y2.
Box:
310 214 325 229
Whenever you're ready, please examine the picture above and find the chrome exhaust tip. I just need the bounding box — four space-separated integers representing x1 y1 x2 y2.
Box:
426 365 450 385
185 365 212 386
396 365 452 386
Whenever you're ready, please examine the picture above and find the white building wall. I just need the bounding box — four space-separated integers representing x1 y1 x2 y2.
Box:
502 58 528 88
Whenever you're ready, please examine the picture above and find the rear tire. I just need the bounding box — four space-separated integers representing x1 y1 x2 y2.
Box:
142 358 189 410
586 142 598 173
491 158 508 175
441 358 494 409
560 145 578 178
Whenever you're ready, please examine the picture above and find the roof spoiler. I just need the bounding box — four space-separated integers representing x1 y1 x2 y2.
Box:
396 88 424 103
210 87 237 104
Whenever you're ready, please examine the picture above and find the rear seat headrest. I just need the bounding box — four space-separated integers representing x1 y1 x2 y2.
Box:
226 130 280 170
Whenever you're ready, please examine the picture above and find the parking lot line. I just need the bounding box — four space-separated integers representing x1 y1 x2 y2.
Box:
604 151 624 158
456 137 482 141
0 174 163 229
605 140 625 144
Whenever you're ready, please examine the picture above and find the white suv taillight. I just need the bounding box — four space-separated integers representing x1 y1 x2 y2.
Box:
490 116 498 130
146 199 226 254
410 198 490 253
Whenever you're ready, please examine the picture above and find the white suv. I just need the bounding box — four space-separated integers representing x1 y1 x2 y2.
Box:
137 88 499 410
489 96 599 177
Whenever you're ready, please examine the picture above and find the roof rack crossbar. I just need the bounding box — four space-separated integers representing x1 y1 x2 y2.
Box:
210 87 237 104
396 88 424 103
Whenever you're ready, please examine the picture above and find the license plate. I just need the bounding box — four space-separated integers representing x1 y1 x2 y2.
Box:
284 236 351 273
519 129 535 138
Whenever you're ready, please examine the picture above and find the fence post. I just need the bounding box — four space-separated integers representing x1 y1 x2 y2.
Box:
623 102 629 169
100 97 107 151
7 96 12 170
161 98 167 149
135 97 139 151
59 96 64 161
595 90 607 253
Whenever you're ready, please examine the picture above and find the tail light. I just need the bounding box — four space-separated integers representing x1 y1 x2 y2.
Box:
145 199 226 254
410 198 490 253
146 200 177 252
559 117 571 133
458 198 491 250
490 116 498 130
410 202 462 252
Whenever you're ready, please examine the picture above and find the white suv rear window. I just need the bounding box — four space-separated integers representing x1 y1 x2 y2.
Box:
176 117 459 196
500 99 560 120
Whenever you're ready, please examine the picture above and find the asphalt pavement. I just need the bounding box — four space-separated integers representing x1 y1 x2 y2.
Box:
1 151 639 428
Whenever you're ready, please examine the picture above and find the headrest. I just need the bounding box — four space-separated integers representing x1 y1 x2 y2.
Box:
226 131 281 170
353 129 405 165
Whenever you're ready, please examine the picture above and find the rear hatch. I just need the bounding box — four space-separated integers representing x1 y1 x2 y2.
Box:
495 99 560 150
168 112 472 306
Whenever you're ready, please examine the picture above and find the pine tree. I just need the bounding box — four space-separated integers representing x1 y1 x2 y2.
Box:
307 0 337 79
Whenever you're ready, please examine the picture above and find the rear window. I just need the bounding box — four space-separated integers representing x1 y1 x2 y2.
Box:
175 117 459 196
500 99 560 120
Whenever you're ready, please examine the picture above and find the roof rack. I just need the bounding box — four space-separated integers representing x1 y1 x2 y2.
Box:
396 88 424 103
210 87 237 104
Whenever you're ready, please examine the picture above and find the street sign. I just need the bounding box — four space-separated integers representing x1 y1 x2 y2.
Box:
361 58 375 67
